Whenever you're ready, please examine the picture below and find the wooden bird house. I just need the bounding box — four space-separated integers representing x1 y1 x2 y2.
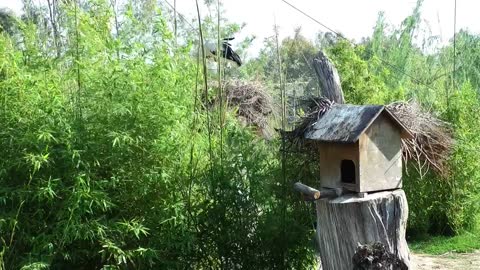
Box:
304 104 413 193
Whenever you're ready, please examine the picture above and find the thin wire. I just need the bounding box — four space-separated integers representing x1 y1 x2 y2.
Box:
163 0 196 31
74 0 82 120
217 0 224 175
451 0 457 110
281 0 433 90
173 0 177 44
451 0 458 224
281 0 342 39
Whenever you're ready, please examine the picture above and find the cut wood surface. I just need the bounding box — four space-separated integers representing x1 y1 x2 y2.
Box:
315 189 410 270
293 182 344 201
293 182 321 200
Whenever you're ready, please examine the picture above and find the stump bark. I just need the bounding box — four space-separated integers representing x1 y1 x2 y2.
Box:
315 189 411 270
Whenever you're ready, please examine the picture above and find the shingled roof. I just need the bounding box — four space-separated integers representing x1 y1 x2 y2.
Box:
304 104 412 143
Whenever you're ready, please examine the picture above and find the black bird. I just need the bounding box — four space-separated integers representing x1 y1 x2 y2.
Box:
204 37 242 67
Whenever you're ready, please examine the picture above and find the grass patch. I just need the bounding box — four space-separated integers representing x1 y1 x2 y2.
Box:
409 231 480 254
409 218 480 255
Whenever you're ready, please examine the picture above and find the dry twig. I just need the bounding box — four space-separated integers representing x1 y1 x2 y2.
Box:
211 80 275 138
387 101 453 177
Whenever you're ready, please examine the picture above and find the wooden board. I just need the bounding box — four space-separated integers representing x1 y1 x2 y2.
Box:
358 115 403 192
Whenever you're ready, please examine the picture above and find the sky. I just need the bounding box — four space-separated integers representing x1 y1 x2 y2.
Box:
1 0 479 58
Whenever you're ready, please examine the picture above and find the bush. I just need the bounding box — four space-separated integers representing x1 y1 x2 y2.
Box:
325 38 480 237
403 82 480 236
0 2 317 269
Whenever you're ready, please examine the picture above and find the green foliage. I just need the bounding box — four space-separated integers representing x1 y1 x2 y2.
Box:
0 1 317 269
281 29 318 83
409 216 480 254
326 1 480 237
0 2 198 267
449 30 480 89
0 8 18 36
325 39 398 104
401 60 480 238
3 0 480 268
441 82 480 232
191 120 316 269
246 0 480 242
410 232 480 254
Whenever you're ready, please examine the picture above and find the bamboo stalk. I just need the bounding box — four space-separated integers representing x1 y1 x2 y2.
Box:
274 21 287 268
194 0 214 178
217 0 224 173
173 0 177 45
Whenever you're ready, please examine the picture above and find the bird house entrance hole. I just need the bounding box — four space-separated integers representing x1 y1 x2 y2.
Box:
341 160 356 184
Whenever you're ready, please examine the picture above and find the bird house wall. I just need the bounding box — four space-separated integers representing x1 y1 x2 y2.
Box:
318 142 359 191
359 115 403 192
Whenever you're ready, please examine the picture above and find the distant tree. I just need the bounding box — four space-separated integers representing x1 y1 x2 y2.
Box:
0 8 18 36
281 28 317 83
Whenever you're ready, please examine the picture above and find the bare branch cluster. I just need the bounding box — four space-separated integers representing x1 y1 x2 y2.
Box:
223 80 274 137
387 101 454 177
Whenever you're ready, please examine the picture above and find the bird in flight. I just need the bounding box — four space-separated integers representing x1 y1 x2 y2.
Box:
204 37 242 67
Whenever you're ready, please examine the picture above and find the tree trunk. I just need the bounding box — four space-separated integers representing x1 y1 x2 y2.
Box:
315 189 411 270
312 51 345 104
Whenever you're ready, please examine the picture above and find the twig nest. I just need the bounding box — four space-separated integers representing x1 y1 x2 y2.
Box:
387 101 454 177
224 80 274 138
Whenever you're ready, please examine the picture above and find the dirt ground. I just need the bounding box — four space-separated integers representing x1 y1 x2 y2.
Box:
412 251 480 270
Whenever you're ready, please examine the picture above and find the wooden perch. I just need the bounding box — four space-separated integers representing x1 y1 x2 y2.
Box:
294 182 320 200
293 182 342 201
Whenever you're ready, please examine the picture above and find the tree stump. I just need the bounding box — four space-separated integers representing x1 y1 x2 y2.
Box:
315 189 410 270
312 51 345 104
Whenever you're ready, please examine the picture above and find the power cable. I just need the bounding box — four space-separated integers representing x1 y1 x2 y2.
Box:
163 0 196 31
452 0 457 104
280 0 435 90
281 0 343 39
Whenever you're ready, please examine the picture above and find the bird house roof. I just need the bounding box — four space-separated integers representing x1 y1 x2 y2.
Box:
304 104 413 143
